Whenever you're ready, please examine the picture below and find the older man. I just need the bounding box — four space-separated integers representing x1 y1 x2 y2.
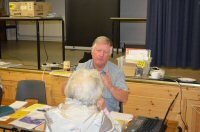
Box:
76 36 128 112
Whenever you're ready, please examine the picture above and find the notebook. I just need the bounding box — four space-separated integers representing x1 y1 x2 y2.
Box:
126 92 179 132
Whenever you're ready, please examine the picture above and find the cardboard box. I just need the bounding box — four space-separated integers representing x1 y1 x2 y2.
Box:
123 62 136 77
9 2 52 17
117 56 136 77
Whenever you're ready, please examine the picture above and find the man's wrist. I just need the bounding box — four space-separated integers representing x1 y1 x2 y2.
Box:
109 85 115 92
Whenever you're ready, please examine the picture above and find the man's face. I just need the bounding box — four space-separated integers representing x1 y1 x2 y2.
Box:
92 43 111 69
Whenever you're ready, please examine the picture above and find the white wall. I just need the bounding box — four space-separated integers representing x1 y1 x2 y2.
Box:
7 0 147 45
7 0 65 41
120 0 147 46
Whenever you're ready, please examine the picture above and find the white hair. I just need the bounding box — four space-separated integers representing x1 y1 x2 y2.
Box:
64 69 104 106
91 36 113 55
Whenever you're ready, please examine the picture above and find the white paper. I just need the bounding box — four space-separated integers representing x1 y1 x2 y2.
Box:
9 111 45 130
110 111 133 122
0 63 22 68
125 48 150 62
9 101 28 110
0 61 10 66
0 116 10 121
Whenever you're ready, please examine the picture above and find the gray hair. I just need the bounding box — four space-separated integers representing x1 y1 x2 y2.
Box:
91 36 113 55
64 69 104 106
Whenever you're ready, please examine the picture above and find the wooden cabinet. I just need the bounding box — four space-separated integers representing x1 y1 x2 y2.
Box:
124 82 180 120
183 100 200 132
0 68 67 106
48 75 66 105
0 68 199 131
190 105 200 132
124 79 200 132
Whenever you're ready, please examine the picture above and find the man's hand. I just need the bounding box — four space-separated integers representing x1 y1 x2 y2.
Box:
101 71 128 103
101 71 113 91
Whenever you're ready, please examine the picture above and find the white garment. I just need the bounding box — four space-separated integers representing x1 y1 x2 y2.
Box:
45 98 121 132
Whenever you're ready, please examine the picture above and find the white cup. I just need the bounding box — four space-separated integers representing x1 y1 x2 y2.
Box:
63 61 70 71
150 71 161 79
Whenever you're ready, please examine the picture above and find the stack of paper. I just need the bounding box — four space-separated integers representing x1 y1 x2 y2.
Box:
0 61 22 68
9 111 45 130
125 48 151 63
125 48 152 77
49 70 72 77
110 111 133 122
9 101 28 110
0 61 10 66
8 103 52 130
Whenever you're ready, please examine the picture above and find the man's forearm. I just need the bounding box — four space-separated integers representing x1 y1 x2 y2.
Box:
109 86 128 103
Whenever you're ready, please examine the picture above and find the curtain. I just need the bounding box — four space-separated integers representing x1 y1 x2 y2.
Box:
146 0 200 69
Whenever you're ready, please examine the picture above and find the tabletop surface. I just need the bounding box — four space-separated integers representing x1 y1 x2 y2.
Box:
0 16 63 21
110 17 147 22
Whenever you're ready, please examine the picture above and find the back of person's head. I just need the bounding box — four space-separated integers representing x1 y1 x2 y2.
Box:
64 69 104 106
91 36 113 55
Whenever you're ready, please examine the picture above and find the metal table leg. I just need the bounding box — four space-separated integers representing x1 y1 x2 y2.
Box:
36 20 41 70
62 19 65 61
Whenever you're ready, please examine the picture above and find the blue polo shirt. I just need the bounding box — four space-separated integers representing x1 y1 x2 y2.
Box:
76 59 128 112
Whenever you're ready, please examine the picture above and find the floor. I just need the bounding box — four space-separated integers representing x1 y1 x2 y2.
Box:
1 40 124 69
1 40 200 82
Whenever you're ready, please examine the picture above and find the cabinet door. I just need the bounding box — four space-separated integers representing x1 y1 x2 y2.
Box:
2 80 17 100
183 100 200 132
124 82 180 120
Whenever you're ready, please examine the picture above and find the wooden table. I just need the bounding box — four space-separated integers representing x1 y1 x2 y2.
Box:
0 99 44 132
0 16 65 70
0 99 15 131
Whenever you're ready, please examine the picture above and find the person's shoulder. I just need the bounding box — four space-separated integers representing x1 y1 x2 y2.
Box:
108 61 122 73
108 61 118 69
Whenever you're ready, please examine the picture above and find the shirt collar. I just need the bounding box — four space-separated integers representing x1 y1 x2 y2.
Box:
90 60 109 74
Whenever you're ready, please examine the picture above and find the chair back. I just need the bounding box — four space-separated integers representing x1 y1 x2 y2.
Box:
119 102 123 113
79 52 92 63
16 80 47 104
